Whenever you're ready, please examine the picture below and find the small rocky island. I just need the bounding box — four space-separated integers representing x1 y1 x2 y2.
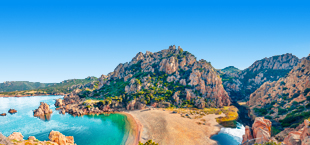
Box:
33 102 53 116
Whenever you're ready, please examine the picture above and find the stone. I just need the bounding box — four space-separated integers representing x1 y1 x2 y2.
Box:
49 131 75 145
28 136 36 141
34 102 53 116
252 117 272 144
8 109 17 114
8 132 23 141
284 131 302 145
242 126 253 144
0 113 6 116
55 99 64 107
0 133 12 145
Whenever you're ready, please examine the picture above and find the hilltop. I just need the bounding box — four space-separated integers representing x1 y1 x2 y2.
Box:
0 77 97 97
0 81 55 92
220 53 300 100
247 54 310 136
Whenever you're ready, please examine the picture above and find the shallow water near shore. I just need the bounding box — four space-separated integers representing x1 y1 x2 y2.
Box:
0 96 131 145
211 122 245 145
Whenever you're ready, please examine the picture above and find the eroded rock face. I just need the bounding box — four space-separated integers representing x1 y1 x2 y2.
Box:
284 131 302 145
242 117 272 144
33 102 53 116
221 53 300 100
242 126 253 144
8 132 23 141
49 131 75 145
247 54 310 121
0 133 12 145
55 99 64 107
252 117 272 144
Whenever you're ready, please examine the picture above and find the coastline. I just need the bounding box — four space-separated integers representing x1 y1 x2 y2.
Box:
119 112 142 145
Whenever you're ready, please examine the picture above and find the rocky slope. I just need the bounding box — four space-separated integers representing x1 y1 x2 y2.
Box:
57 45 231 116
221 53 301 100
2 131 75 145
242 117 274 144
247 54 310 133
87 45 230 108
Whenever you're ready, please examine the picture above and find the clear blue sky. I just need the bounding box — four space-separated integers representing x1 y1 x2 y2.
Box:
0 0 309 83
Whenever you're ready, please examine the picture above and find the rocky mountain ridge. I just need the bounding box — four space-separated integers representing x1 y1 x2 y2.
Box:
247 54 310 134
221 53 301 100
75 45 230 112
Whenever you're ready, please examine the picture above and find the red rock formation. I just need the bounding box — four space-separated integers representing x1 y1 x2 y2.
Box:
8 132 23 141
242 126 253 144
242 117 272 144
49 131 75 145
252 117 272 144
33 102 53 116
8 109 17 114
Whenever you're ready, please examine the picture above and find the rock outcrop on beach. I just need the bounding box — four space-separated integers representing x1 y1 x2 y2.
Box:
220 53 300 100
242 117 272 144
49 131 75 145
247 54 310 128
33 102 53 116
8 109 17 114
75 45 230 112
0 133 12 145
3 131 76 145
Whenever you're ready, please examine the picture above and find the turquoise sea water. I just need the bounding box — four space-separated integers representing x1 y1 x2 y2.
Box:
211 122 245 145
0 96 131 145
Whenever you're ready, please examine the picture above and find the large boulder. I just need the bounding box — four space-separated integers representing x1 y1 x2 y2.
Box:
284 131 302 145
242 117 272 144
242 126 253 144
55 99 64 107
8 109 17 114
34 102 53 116
49 131 75 145
8 132 23 141
252 117 272 144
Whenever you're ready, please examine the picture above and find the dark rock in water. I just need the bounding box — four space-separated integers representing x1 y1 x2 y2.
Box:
0 113 6 116
8 109 17 114
0 133 12 145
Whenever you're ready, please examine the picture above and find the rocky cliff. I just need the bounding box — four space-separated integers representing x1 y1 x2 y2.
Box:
247 54 310 132
2 131 75 145
77 45 230 111
221 53 301 100
242 117 273 144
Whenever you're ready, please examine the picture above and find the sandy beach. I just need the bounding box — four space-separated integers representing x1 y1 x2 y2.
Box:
120 112 143 145
126 108 225 145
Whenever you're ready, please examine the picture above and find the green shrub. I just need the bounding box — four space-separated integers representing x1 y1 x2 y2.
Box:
265 115 272 119
304 88 310 96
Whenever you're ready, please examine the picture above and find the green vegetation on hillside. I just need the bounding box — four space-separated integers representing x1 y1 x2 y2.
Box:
0 81 55 92
220 66 241 73
0 77 97 96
